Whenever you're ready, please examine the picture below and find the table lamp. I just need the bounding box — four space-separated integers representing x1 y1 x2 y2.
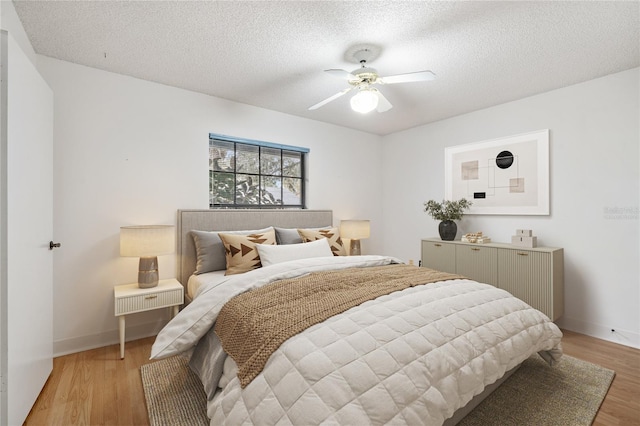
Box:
339 220 370 256
120 225 175 288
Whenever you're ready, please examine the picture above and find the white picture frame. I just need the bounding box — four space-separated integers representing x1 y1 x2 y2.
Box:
445 130 550 215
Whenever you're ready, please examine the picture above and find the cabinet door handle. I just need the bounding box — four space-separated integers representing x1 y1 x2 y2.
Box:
471 247 480 251
145 295 158 300
434 244 442 247
517 252 529 256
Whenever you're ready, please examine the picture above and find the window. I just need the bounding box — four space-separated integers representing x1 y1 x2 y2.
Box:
209 133 308 208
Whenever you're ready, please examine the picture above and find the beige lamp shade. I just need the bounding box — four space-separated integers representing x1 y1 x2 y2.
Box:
340 220 371 240
120 225 175 257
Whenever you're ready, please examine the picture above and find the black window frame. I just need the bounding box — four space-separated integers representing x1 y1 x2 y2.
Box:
209 133 308 209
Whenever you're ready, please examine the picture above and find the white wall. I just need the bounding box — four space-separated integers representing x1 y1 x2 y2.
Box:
382 68 640 348
36 56 383 355
0 0 36 66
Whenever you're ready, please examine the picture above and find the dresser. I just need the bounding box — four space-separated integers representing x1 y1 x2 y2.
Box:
421 238 564 320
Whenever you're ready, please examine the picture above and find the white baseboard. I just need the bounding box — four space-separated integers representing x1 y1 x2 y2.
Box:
53 319 166 357
557 316 640 349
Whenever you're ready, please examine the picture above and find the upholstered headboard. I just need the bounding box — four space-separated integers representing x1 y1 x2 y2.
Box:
176 209 333 288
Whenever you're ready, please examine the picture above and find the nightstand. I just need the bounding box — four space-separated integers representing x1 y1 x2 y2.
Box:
114 278 184 359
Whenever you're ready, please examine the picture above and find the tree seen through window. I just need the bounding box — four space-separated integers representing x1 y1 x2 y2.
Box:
209 134 307 208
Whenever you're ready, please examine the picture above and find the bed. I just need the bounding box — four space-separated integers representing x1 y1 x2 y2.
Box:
151 209 563 425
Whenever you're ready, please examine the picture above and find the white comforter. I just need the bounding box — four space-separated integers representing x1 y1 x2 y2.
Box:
151 255 563 425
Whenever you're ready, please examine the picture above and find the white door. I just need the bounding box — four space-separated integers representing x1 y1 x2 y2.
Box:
0 31 54 425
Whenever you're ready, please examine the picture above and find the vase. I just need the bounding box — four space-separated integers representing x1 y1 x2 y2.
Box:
438 220 457 241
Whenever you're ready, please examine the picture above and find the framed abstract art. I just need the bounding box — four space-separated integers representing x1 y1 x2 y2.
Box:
445 130 550 215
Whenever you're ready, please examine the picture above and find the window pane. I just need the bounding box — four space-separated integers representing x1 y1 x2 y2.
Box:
261 176 282 205
211 172 234 205
210 140 235 172
235 174 261 205
261 147 281 176
282 151 302 177
236 143 259 174
208 134 306 209
283 177 302 205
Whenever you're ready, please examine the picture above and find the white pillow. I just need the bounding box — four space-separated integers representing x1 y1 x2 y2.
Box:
256 238 333 267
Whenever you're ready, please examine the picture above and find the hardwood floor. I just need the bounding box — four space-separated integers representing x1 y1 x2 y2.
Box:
24 337 154 426
24 330 640 425
561 330 640 426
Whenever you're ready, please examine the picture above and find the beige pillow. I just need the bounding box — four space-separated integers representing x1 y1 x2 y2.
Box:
297 227 347 256
218 229 277 275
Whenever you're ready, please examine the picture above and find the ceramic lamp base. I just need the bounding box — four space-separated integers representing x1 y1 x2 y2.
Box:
138 256 159 288
349 239 361 256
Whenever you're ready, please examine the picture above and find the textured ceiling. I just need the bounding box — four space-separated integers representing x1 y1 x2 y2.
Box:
13 1 640 135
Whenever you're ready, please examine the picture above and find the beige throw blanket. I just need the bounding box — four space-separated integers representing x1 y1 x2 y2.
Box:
214 264 465 387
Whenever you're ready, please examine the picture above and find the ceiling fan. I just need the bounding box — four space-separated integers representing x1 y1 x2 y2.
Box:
309 47 436 114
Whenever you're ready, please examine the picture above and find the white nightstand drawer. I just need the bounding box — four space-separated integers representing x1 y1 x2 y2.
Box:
115 288 182 315
114 278 184 316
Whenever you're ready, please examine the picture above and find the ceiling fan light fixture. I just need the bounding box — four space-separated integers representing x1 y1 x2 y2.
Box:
350 89 379 113
310 45 434 113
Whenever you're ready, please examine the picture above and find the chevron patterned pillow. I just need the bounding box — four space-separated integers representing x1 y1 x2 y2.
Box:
297 227 347 256
218 229 277 275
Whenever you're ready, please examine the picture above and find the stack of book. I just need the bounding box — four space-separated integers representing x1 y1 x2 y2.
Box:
461 232 491 244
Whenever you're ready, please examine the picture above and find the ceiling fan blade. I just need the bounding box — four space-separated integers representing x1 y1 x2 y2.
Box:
379 70 436 85
325 69 358 81
375 90 393 112
308 87 352 110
